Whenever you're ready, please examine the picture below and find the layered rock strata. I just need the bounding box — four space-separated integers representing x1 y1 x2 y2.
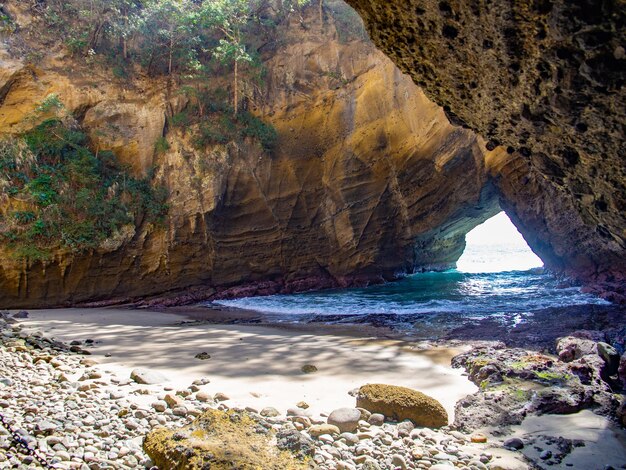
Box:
0 6 496 307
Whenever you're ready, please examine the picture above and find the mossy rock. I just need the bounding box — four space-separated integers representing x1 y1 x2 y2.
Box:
143 409 309 470
356 384 448 428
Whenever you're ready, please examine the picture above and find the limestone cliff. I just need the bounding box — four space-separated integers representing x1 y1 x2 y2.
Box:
345 0 626 299
0 4 495 307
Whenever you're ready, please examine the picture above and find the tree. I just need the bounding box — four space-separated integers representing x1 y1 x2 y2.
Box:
199 0 255 117
108 0 142 60
137 0 201 75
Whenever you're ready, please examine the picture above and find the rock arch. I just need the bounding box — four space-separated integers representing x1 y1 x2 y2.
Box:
345 0 626 300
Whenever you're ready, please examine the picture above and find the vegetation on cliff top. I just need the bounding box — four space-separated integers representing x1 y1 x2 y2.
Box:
0 0 365 261
11 0 364 107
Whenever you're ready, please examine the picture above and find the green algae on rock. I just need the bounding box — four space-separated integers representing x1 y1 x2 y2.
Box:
356 383 448 428
451 343 620 431
143 408 310 470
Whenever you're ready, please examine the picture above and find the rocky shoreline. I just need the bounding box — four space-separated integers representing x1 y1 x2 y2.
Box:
1 309 625 469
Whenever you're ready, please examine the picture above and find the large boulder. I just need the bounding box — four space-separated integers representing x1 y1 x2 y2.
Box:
143 409 308 470
356 384 448 428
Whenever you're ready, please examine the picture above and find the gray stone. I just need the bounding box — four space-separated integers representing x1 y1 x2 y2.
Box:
503 437 524 450
391 454 408 470
556 337 596 362
489 456 529 470
287 407 312 418
540 450 552 460
368 413 385 426
36 421 58 433
260 407 280 417
397 420 414 436
0 377 13 386
340 432 359 445
361 460 381 470
328 407 361 433
130 368 167 385
276 429 315 459
55 451 71 461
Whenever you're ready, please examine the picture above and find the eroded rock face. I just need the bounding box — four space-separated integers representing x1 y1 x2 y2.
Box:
0 8 496 307
345 0 626 297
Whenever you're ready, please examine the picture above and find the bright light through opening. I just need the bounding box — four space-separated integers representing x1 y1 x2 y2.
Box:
456 212 543 273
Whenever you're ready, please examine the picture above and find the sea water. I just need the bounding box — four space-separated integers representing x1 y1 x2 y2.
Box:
209 213 609 325
210 268 608 320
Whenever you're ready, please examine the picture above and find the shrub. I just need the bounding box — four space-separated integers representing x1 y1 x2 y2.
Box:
154 136 170 155
0 120 169 261
35 94 64 115
240 112 278 151
194 123 229 148
11 211 36 225
170 111 191 128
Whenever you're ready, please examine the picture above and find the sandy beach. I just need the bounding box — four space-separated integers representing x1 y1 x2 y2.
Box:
17 307 475 422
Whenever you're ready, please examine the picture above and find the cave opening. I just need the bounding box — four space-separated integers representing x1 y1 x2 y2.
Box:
456 211 543 273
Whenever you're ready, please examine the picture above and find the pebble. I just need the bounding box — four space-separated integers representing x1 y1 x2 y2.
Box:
327 407 361 433
214 392 230 402
164 393 184 408
260 407 280 417
130 368 167 385
301 364 318 374
503 437 524 450
0 314 537 470
471 432 488 443
340 432 359 445
196 391 211 402
309 424 341 437
152 400 168 412
368 413 385 426
391 453 407 469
